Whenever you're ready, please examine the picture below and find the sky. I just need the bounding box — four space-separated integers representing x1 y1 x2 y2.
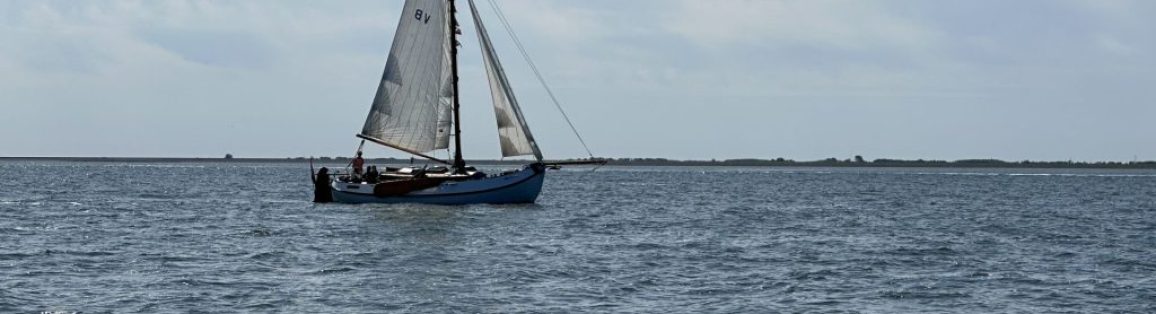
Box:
1 0 1153 162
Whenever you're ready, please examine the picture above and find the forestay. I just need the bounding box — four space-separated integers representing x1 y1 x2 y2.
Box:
468 0 543 161
361 0 455 154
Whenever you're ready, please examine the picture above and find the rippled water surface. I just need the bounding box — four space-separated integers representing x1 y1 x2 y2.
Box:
2 161 1155 313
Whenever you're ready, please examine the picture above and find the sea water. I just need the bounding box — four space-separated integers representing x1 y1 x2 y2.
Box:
1 161 1154 313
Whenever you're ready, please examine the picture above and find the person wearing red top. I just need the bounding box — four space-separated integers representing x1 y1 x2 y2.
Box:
351 151 365 178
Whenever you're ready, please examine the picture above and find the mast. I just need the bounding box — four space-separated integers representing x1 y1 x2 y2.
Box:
449 0 466 173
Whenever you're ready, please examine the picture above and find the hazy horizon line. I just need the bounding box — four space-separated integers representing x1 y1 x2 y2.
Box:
3 155 1154 164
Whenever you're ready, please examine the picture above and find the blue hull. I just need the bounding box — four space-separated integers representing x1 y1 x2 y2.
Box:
330 165 544 205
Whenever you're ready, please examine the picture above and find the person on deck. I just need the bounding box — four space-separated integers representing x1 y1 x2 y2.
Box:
312 167 333 203
351 151 365 179
366 166 379 184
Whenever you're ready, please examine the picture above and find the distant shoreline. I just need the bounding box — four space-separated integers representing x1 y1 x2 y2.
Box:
3 156 1155 169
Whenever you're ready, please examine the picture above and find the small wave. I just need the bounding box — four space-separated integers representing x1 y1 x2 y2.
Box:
883 246 959 256
0 252 40 260
258 199 308 204
880 290 971 299
241 303 280 310
170 278 243 288
136 193 178 200
913 172 1003 176
42 249 117 257
628 243 667 251
305 267 358 275
1099 257 1156 270
142 254 203 263
249 251 287 260
114 164 208 169
969 271 993 278
788 269 841 281
247 229 273 237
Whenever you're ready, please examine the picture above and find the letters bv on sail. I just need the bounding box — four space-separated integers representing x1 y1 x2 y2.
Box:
360 0 455 154
326 0 604 205
468 0 542 161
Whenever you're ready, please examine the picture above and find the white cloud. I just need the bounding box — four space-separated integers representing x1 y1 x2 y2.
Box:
0 1 402 157
664 0 941 52
1 0 1153 160
483 0 614 46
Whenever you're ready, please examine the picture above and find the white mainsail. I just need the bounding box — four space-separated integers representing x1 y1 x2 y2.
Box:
361 0 455 154
468 0 543 161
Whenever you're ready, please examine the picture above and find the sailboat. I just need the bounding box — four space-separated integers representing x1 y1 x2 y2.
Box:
326 0 601 205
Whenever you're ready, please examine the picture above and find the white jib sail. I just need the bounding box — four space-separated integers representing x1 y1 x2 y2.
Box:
361 0 454 153
468 0 543 161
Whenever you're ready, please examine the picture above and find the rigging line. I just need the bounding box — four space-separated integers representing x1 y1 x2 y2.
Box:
484 0 595 158
346 139 366 174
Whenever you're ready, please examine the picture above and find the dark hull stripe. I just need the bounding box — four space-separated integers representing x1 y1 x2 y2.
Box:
333 171 543 199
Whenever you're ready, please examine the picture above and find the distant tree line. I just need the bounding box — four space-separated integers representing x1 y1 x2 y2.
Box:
299 156 1156 169
8 156 1154 169
588 157 1156 169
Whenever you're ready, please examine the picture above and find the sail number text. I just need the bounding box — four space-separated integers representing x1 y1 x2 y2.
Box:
415 9 431 24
